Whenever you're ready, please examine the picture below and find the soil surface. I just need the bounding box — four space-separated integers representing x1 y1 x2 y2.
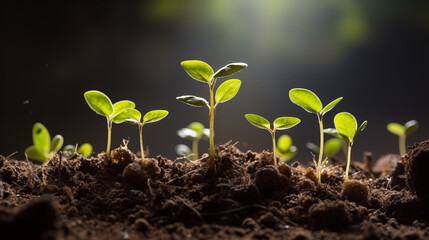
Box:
0 140 428 240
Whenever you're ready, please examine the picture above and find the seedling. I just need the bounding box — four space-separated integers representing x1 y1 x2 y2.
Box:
245 114 300 167
25 123 63 164
387 120 418 155
306 138 343 158
289 88 342 185
63 143 93 157
177 122 209 160
177 60 247 166
84 90 135 160
276 135 298 162
120 108 168 168
324 112 367 181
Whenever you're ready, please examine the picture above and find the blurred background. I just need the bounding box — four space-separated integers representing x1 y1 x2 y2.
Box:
1 0 428 164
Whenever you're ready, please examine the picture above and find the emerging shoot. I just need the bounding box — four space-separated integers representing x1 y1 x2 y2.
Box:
84 90 135 160
25 122 63 164
63 143 93 157
276 135 298 162
387 120 418 156
324 112 367 181
120 108 169 168
177 122 209 160
177 60 247 167
245 114 300 167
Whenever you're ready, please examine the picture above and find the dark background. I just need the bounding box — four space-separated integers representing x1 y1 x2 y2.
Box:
1 1 428 164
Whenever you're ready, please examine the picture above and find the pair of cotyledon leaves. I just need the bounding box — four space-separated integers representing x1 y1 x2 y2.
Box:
245 114 301 133
387 120 418 136
177 61 247 107
25 123 64 163
84 91 168 126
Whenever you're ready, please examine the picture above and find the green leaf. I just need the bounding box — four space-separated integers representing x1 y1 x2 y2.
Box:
245 114 271 131
121 108 142 123
289 88 323 114
143 110 169 124
387 123 405 136
213 63 247 78
273 117 301 130
50 135 64 153
63 145 76 153
175 144 192 156
334 112 357 143
324 138 342 156
112 112 132 124
323 128 339 138
112 100 135 117
306 142 320 154
78 143 93 157
187 122 205 135
33 122 51 154
25 145 49 163
355 120 368 138
215 79 241 103
277 135 292 151
177 128 198 140
277 146 297 162
177 95 209 107
84 90 114 117
321 97 343 116
404 120 418 135
181 60 214 83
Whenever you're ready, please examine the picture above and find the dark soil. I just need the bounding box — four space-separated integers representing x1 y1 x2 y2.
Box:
1 141 428 240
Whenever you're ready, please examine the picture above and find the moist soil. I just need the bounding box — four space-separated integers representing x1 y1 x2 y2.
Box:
1 140 429 240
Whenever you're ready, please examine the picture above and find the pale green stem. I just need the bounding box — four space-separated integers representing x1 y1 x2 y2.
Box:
271 130 277 167
209 81 216 164
139 124 146 168
316 115 324 186
399 134 406 156
192 138 199 160
106 118 112 160
345 142 352 181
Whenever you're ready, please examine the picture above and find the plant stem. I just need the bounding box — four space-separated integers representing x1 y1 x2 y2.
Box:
106 118 112 160
139 124 146 168
399 134 406 156
271 131 277 167
316 115 324 186
345 142 352 181
209 81 216 165
192 139 199 160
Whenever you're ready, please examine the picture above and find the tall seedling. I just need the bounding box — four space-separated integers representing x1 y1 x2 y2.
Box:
289 88 342 185
177 60 247 167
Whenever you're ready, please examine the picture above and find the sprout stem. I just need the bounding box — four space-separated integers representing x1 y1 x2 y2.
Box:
209 81 216 165
399 134 406 156
316 115 324 186
106 119 112 160
345 142 352 181
271 131 277 167
192 138 199 160
139 124 146 168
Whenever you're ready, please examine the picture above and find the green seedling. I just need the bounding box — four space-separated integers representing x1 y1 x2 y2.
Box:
276 135 298 162
387 120 418 156
175 144 192 157
120 108 168 168
84 90 135 160
289 88 342 186
177 122 209 160
63 143 93 157
324 112 367 181
245 114 300 167
177 60 247 166
306 138 343 158
25 123 63 164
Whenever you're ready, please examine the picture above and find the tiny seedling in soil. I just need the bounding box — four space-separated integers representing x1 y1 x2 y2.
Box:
120 108 168 168
387 120 418 156
176 122 209 160
306 138 343 158
276 135 298 162
289 88 342 185
177 60 247 167
25 122 63 164
84 90 135 160
245 114 300 167
63 143 93 157
324 112 367 181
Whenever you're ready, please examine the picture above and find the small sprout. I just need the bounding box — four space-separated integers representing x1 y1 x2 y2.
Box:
63 143 93 157
84 90 135 160
177 122 209 160
175 144 192 156
25 123 63 164
177 60 247 167
276 135 298 162
324 112 367 181
245 114 300 167
387 120 418 155
289 88 342 185
120 108 169 168
306 138 343 158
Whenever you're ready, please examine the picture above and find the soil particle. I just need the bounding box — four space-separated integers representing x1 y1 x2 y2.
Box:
255 165 289 195
144 158 162 176
134 218 151 232
242 217 258 229
309 200 351 231
342 180 369 204
373 154 401 176
406 140 429 201
258 212 280 228
123 162 148 187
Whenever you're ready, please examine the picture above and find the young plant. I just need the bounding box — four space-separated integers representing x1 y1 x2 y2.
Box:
25 123 63 164
177 60 247 166
306 138 343 158
84 90 135 160
120 108 169 168
387 120 418 156
276 135 298 162
324 112 367 181
289 88 342 186
245 114 300 167
63 143 93 157
177 122 209 160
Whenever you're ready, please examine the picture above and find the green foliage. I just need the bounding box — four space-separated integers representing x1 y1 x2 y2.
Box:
306 138 343 157
176 122 209 160
329 112 367 144
176 95 209 107
276 135 298 162
63 143 93 157
213 63 247 78
25 123 64 164
387 120 418 136
181 60 214 83
84 91 114 117
215 79 241 103
244 114 271 130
